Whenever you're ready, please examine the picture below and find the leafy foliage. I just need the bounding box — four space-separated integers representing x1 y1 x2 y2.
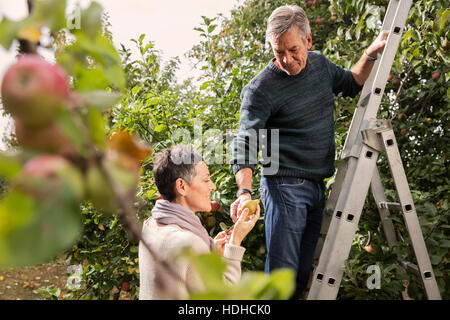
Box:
69 0 448 300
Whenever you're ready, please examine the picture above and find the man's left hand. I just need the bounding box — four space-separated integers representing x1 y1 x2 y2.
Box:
366 30 390 58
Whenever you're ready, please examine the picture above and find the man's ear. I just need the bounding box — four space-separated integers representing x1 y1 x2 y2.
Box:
174 178 188 197
306 33 312 50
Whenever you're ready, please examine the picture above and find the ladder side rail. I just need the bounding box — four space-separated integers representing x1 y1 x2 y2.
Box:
380 130 442 300
343 0 400 154
314 159 350 260
363 0 413 121
341 0 400 156
309 0 420 300
342 0 413 159
317 0 410 246
312 2 411 278
308 145 380 299
313 157 359 265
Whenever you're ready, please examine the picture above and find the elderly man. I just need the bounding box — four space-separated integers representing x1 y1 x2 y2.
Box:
230 5 388 299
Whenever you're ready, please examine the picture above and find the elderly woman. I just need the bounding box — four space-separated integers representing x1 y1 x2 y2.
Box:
139 145 260 299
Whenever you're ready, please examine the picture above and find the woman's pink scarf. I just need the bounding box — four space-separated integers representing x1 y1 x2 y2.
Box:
151 199 215 250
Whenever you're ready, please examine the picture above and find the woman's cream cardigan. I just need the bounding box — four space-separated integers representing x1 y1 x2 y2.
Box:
139 217 246 300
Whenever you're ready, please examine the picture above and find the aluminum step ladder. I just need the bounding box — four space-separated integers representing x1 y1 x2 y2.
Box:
307 0 441 300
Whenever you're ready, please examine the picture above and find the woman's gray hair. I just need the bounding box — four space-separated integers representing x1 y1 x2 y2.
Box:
266 5 311 45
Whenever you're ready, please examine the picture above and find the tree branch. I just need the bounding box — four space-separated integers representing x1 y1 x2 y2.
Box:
18 0 37 54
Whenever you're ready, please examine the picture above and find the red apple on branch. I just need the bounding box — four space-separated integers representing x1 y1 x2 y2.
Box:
210 201 222 212
15 155 84 201
1 54 71 128
14 119 76 156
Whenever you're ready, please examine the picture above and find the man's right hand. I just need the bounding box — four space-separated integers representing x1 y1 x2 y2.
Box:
230 193 252 223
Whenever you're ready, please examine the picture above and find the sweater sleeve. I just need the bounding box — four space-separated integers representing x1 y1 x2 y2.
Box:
183 235 246 290
230 84 273 174
222 243 246 285
324 56 363 98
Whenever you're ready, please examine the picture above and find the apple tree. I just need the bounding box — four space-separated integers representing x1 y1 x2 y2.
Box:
0 0 149 270
179 0 450 299
65 0 448 300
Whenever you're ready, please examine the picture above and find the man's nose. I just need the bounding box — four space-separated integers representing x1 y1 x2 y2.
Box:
283 54 292 65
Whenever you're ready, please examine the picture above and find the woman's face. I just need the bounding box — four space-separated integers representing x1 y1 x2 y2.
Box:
181 161 216 212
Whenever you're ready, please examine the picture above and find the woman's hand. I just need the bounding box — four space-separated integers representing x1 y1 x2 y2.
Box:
230 193 251 223
229 204 260 247
214 231 228 256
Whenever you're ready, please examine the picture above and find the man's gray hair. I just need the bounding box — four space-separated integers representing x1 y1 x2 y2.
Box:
266 5 311 45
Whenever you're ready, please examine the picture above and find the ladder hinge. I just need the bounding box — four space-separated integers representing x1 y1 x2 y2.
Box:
361 119 393 151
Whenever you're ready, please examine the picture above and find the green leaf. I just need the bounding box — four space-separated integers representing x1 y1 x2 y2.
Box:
190 252 226 292
138 34 145 45
0 17 22 50
200 81 211 90
0 190 36 266
74 32 122 66
76 68 111 91
0 152 23 180
31 0 67 33
238 272 269 298
104 64 126 90
86 108 107 149
265 269 295 299
423 202 437 215
54 108 87 157
208 25 217 34
0 189 36 236
189 291 228 300
440 239 450 248
80 90 123 112
219 222 228 231
236 269 294 300
61 32 125 91
1 183 82 267
79 1 103 39
430 255 442 265
132 86 142 96
433 9 450 33
201 16 212 26
154 124 166 133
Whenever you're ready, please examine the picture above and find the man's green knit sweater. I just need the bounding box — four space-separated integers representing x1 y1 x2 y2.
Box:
231 51 362 181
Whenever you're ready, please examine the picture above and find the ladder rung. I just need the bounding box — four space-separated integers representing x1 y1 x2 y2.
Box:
379 201 402 210
399 259 420 275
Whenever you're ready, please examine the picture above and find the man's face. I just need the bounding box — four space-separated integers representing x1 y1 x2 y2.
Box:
271 25 312 76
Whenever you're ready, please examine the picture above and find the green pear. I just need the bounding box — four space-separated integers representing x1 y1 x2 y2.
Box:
241 199 260 215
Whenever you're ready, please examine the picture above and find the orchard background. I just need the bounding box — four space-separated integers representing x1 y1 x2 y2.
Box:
0 0 448 300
